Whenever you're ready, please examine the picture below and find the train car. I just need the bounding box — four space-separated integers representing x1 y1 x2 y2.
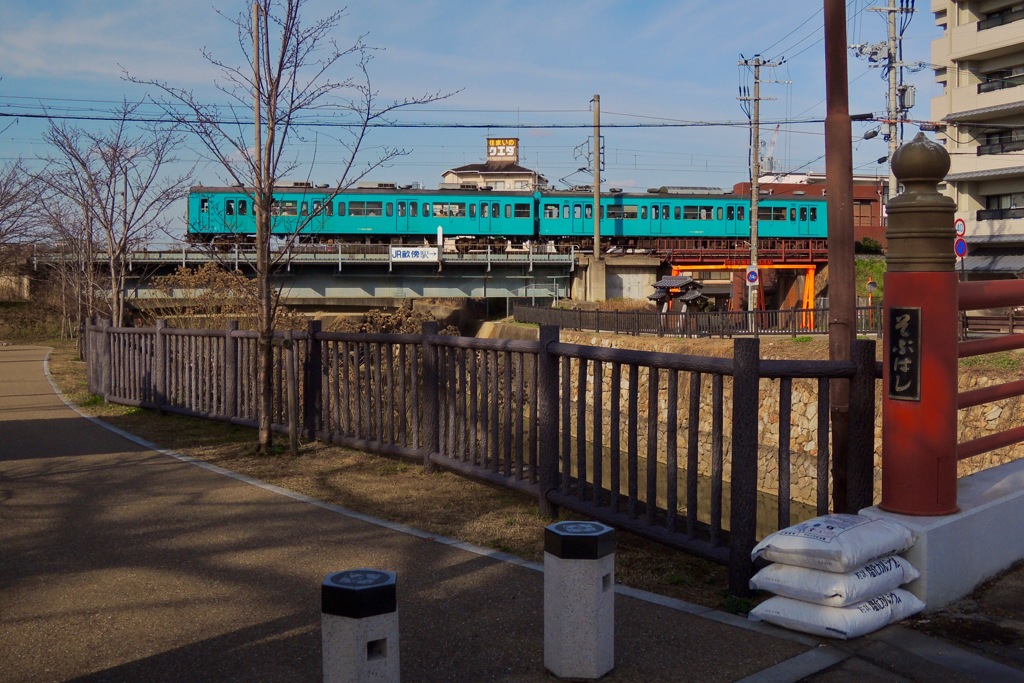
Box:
535 189 827 242
187 183 827 247
187 183 537 246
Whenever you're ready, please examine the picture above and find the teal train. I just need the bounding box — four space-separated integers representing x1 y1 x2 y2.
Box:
187 183 828 249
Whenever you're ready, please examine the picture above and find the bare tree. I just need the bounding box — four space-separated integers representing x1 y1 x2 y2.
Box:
0 160 42 273
40 102 191 327
132 0 454 452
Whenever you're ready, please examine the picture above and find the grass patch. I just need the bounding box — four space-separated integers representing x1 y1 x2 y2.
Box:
791 336 814 343
961 353 1023 371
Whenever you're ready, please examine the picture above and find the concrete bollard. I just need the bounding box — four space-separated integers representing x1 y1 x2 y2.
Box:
543 521 615 681
321 569 399 683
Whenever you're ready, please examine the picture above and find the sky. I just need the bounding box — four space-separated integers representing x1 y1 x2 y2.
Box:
0 0 939 241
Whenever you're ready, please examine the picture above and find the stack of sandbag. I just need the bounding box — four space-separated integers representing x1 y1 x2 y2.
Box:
747 514 924 640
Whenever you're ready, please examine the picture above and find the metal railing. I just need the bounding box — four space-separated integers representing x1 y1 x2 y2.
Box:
513 303 884 337
85 319 878 596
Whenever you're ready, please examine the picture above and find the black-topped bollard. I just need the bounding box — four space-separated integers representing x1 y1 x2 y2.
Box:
321 569 399 683
543 521 615 681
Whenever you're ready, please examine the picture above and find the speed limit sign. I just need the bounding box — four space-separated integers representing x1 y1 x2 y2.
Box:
954 218 966 237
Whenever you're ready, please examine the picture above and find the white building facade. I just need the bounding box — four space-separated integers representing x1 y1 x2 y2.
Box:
932 0 1024 276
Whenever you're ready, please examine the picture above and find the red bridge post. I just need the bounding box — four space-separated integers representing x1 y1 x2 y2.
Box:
880 133 959 515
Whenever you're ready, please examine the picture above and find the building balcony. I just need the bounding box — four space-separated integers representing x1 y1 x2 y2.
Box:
947 152 1024 180
944 81 1024 120
949 19 1024 62
978 140 1024 155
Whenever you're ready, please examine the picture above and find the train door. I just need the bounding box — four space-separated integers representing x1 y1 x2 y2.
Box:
723 204 742 235
570 202 589 234
795 204 813 236
395 200 410 232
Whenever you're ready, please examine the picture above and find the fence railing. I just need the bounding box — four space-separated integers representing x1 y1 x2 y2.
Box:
85 319 878 595
513 303 884 338
957 280 1024 461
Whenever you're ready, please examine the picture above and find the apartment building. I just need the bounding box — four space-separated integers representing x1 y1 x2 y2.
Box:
932 1 1024 277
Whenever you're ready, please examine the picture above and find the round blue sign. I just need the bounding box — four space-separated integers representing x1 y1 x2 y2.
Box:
954 237 967 258
746 269 759 284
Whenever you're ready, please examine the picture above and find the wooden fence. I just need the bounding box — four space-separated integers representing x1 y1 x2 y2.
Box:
85 319 878 596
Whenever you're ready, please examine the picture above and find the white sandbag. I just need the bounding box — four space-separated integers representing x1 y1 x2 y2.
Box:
751 514 914 573
749 555 920 607
748 589 925 640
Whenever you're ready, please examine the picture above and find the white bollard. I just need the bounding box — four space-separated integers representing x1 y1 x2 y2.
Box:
321 569 399 683
544 521 615 681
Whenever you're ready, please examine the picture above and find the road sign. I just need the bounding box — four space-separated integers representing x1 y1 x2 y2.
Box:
954 218 966 237
745 267 759 284
954 237 968 258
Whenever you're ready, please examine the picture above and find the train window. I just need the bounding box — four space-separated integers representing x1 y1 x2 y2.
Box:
300 202 309 216
664 205 670 219
674 206 681 220
607 206 623 219
312 200 321 215
239 200 248 216
491 203 499 218
434 202 466 217
651 206 657 220
727 206 735 220
514 203 530 218
469 204 477 218
810 207 817 221
386 203 394 217
563 206 570 219
717 207 723 220
481 203 489 218
738 206 745 220
757 206 787 221
200 198 209 213
324 201 332 216
573 205 581 219
337 202 346 216
699 206 713 220
397 202 406 217
504 204 512 219
350 201 383 216
225 199 234 215
423 203 430 216
410 202 417 217
683 206 699 220
271 200 298 216
790 208 796 221
544 204 560 219
800 207 807 221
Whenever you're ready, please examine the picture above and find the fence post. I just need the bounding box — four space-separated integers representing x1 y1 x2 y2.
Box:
728 337 759 596
224 321 239 420
537 324 560 519
100 318 112 401
154 319 167 414
286 331 300 457
304 319 324 440
880 133 959 516
421 321 439 473
847 338 877 513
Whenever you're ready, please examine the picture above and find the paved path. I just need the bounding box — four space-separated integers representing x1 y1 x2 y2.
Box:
0 344 1019 682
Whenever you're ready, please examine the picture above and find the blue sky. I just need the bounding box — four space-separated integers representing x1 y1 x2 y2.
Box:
0 0 938 237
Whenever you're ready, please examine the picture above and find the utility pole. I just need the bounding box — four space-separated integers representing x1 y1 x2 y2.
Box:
592 94 601 260
851 0 916 200
738 55 782 312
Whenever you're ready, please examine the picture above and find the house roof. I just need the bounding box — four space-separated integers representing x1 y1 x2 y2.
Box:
945 165 1024 182
444 162 545 177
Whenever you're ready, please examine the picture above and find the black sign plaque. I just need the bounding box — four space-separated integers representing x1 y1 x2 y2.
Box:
888 307 921 401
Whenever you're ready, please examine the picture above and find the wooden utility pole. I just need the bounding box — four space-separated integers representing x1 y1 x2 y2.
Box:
824 0 856 512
